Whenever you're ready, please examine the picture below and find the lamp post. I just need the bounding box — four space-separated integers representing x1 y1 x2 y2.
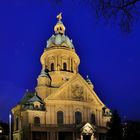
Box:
0 126 2 134
9 114 11 140
0 126 2 140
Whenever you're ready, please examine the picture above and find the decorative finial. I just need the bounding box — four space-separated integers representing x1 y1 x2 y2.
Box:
56 12 62 21
54 13 65 34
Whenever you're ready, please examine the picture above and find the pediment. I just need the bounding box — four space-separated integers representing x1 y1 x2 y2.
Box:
82 123 95 134
45 74 104 107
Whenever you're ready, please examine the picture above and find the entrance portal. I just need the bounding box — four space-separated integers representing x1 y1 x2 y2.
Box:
58 132 73 140
83 135 91 140
81 123 95 140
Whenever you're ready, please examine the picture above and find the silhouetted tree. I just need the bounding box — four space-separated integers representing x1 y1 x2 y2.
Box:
106 110 123 140
123 120 140 140
52 0 140 32
95 0 140 32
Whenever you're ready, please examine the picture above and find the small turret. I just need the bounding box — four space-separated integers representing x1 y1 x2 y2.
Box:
37 68 51 86
36 68 52 99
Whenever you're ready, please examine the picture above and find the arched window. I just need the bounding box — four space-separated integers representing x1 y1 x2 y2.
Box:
51 63 54 71
57 111 63 124
75 111 82 124
16 117 19 130
90 113 95 124
34 116 40 126
63 63 67 71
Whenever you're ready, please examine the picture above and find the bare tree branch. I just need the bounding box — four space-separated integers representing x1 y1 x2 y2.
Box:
96 0 140 32
51 0 140 32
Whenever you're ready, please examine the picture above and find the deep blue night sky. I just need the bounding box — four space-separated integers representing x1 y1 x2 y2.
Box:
0 0 140 122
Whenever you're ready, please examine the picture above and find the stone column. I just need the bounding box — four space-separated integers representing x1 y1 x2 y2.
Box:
47 132 50 140
73 60 75 73
81 135 83 140
55 56 57 71
96 109 99 126
99 111 102 126
65 105 68 124
56 55 59 71
91 134 94 140
72 132 75 140
69 57 71 71
97 110 100 126
71 58 73 72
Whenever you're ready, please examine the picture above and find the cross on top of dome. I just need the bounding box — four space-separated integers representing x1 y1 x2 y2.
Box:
56 13 62 21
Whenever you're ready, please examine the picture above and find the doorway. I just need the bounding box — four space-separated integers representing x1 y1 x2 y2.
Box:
83 135 91 140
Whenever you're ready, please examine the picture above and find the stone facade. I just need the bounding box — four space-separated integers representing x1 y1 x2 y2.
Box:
12 13 111 140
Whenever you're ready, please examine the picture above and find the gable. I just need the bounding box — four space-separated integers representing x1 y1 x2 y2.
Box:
45 74 104 107
82 123 95 134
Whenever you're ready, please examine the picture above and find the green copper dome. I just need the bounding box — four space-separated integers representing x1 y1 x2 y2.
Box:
46 34 74 48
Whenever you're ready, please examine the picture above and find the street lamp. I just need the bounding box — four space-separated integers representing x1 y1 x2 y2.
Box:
9 114 11 140
0 127 2 133
0 126 2 134
0 126 2 140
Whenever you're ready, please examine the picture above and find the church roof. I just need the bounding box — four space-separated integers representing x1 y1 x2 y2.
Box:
28 94 44 104
19 91 45 111
20 91 43 105
20 91 34 105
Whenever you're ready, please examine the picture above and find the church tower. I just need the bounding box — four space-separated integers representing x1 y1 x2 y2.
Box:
12 13 111 140
36 13 80 99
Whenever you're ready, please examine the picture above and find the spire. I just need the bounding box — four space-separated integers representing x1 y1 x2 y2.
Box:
54 13 65 35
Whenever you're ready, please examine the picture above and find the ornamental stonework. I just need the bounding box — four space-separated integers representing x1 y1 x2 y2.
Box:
71 84 84 100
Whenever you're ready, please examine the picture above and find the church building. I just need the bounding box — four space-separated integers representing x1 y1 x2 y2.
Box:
12 13 111 140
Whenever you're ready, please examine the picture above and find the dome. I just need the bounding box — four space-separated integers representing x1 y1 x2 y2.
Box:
46 34 74 48
46 13 74 49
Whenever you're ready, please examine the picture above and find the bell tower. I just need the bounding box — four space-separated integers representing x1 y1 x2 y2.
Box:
36 13 80 99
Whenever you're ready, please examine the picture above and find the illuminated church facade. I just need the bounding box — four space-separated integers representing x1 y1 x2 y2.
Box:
12 13 111 140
